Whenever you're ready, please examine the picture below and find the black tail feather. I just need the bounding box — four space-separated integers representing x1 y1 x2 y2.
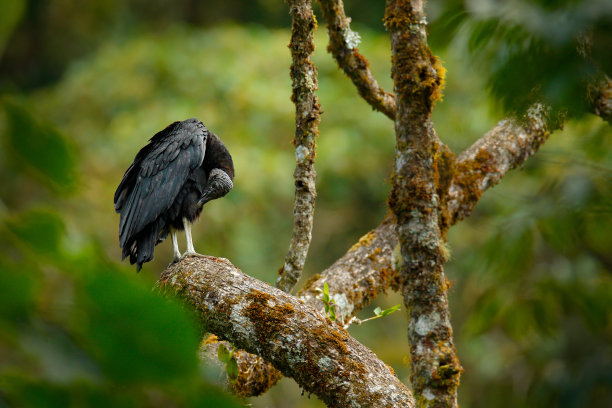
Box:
121 218 166 271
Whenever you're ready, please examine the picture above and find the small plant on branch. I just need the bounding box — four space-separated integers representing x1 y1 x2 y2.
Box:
317 282 401 326
218 343 239 384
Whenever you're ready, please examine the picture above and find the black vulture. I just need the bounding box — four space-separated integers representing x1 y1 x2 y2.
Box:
114 118 234 271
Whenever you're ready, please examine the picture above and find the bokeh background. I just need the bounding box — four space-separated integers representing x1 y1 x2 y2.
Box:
1 1 611 407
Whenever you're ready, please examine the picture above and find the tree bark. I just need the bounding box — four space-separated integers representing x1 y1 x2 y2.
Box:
277 0 322 293
159 256 414 408
385 1 461 407
299 214 400 323
447 104 551 224
317 0 397 119
203 214 400 396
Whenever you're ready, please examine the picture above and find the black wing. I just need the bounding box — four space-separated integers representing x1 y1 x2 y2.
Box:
114 119 207 251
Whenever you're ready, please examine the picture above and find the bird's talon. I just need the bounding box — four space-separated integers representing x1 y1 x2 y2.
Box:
181 251 205 259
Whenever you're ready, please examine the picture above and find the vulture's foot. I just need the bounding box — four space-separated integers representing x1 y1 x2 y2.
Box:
181 251 205 259
167 257 181 268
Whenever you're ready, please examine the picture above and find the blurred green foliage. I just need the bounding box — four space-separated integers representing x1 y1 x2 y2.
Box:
3 101 79 194
0 0 25 58
446 115 612 407
0 1 611 408
0 0 385 92
429 0 612 119
0 95 240 406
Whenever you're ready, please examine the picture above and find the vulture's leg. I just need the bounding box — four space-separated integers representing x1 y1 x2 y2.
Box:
182 218 203 258
171 231 181 262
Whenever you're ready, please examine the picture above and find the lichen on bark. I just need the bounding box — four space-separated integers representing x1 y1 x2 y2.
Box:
318 0 397 119
447 103 552 224
277 0 323 294
160 256 414 408
385 1 461 407
208 214 402 397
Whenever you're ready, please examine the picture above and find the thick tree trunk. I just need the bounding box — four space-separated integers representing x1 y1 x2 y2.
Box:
385 1 461 407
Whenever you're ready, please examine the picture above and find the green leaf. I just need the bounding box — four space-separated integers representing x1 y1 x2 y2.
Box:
5 208 65 256
75 269 201 384
2 100 79 193
226 356 238 382
217 344 231 363
373 307 382 317
0 259 37 326
323 282 330 302
380 304 401 317
428 1 468 49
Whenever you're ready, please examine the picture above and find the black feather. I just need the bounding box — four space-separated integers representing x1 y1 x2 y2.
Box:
114 118 234 270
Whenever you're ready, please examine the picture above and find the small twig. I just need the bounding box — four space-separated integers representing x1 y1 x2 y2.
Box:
277 0 323 293
318 0 397 119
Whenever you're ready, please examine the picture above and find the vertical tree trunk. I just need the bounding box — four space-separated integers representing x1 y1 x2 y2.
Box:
385 1 461 407
277 0 322 293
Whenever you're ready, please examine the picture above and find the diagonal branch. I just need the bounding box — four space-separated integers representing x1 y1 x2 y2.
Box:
298 213 400 321
447 104 552 225
160 256 414 408
277 0 323 293
318 0 397 119
206 214 400 397
446 77 611 225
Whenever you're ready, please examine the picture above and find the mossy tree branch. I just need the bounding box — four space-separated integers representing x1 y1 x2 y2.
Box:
447 104 552 225
199 214 401 397
446 75 611 225
209 100 557 394
317 0 397 119
385 1 461 407
159 256 414 408
277 0 323 293
193 102 560 398
298 213 400 321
